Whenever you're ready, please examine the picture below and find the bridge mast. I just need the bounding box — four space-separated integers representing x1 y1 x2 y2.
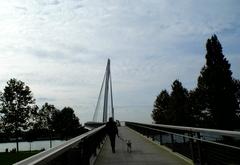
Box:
103 59 110 122
110 72 114 121
93 59 114 123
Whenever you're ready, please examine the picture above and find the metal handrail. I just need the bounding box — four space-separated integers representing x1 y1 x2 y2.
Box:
153 123 240 136
14 125 106 165
126 122 240 165
128 122 240 136
128 123 240 150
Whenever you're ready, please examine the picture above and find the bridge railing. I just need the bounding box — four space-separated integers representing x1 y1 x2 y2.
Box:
125 122 240 165
14 125 106 165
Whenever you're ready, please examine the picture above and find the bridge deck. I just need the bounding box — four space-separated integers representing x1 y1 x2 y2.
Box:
94 126 192 165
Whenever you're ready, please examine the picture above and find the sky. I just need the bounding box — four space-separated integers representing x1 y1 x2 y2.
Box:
0 0 239 124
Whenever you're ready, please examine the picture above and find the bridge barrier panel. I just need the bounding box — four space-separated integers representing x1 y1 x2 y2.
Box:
14 125 106 165
125 122 240 165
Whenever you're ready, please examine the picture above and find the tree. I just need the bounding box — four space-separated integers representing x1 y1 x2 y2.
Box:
197 35 238 129
35 103 57 131
152 90 170 124
35 103 57 148
188 89 211 127
0 78 36 152
152 80 193 126
51 107 81 140
234 79 240 125
169 80 191 126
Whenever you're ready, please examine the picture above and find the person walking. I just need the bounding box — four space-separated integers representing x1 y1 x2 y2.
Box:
106 117 119 153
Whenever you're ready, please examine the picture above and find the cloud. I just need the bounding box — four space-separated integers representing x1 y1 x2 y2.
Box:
74 4 84 9
15 6 28 12
37 0 60 6
0 0 239 124
37 97 56 103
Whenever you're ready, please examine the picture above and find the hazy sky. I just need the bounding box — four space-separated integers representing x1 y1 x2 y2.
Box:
0 0 239 124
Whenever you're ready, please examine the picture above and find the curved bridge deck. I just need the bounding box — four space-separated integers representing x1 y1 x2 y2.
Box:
95 126 192 165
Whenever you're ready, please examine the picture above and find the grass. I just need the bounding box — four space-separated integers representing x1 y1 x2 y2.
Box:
0 150 40 165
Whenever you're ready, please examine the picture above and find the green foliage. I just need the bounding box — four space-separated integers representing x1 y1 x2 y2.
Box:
152 80 192 126
152 35 240 130
234 79 240 113
169 80 190 126
0 78 36 151
196 35 238 129
152 90 170 124
25 104 83 142
51 107 81 140
0 79 85 144
188 89 211 127
0 79 36 132
34 102 57 131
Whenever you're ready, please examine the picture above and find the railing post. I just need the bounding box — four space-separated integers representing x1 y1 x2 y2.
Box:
183 136 186 143
152 133 155 141
124 122 240 165
189 131 202 165
79 140 84 164
171 134 175 152
189 131 196 164
159 133 163 145
196 132 203 165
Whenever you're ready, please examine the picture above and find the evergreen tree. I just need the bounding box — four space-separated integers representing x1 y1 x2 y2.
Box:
152 90 170 124
0 78 36 152
188 89 211 127
197 35 238 129
234 79 240 125
169 80 190 126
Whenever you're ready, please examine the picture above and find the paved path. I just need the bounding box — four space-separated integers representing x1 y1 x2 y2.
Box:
94 126 191 165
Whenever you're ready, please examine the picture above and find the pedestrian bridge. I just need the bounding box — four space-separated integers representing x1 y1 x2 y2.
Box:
14 122 240 165
95 126 190 165
14 60 240 165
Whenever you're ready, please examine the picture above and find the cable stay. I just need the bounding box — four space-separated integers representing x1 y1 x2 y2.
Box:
92 59 114 123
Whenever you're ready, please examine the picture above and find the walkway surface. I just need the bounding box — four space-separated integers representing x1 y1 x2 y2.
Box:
94 126 191 165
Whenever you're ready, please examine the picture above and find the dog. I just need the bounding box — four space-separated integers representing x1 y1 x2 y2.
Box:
126 140 132 153
118 136 132 153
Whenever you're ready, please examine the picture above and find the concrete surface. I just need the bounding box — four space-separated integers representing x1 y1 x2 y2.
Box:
94 126 192 165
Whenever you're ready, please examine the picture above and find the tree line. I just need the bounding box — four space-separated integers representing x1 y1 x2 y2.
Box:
0 78 87 152
152 35 240 130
